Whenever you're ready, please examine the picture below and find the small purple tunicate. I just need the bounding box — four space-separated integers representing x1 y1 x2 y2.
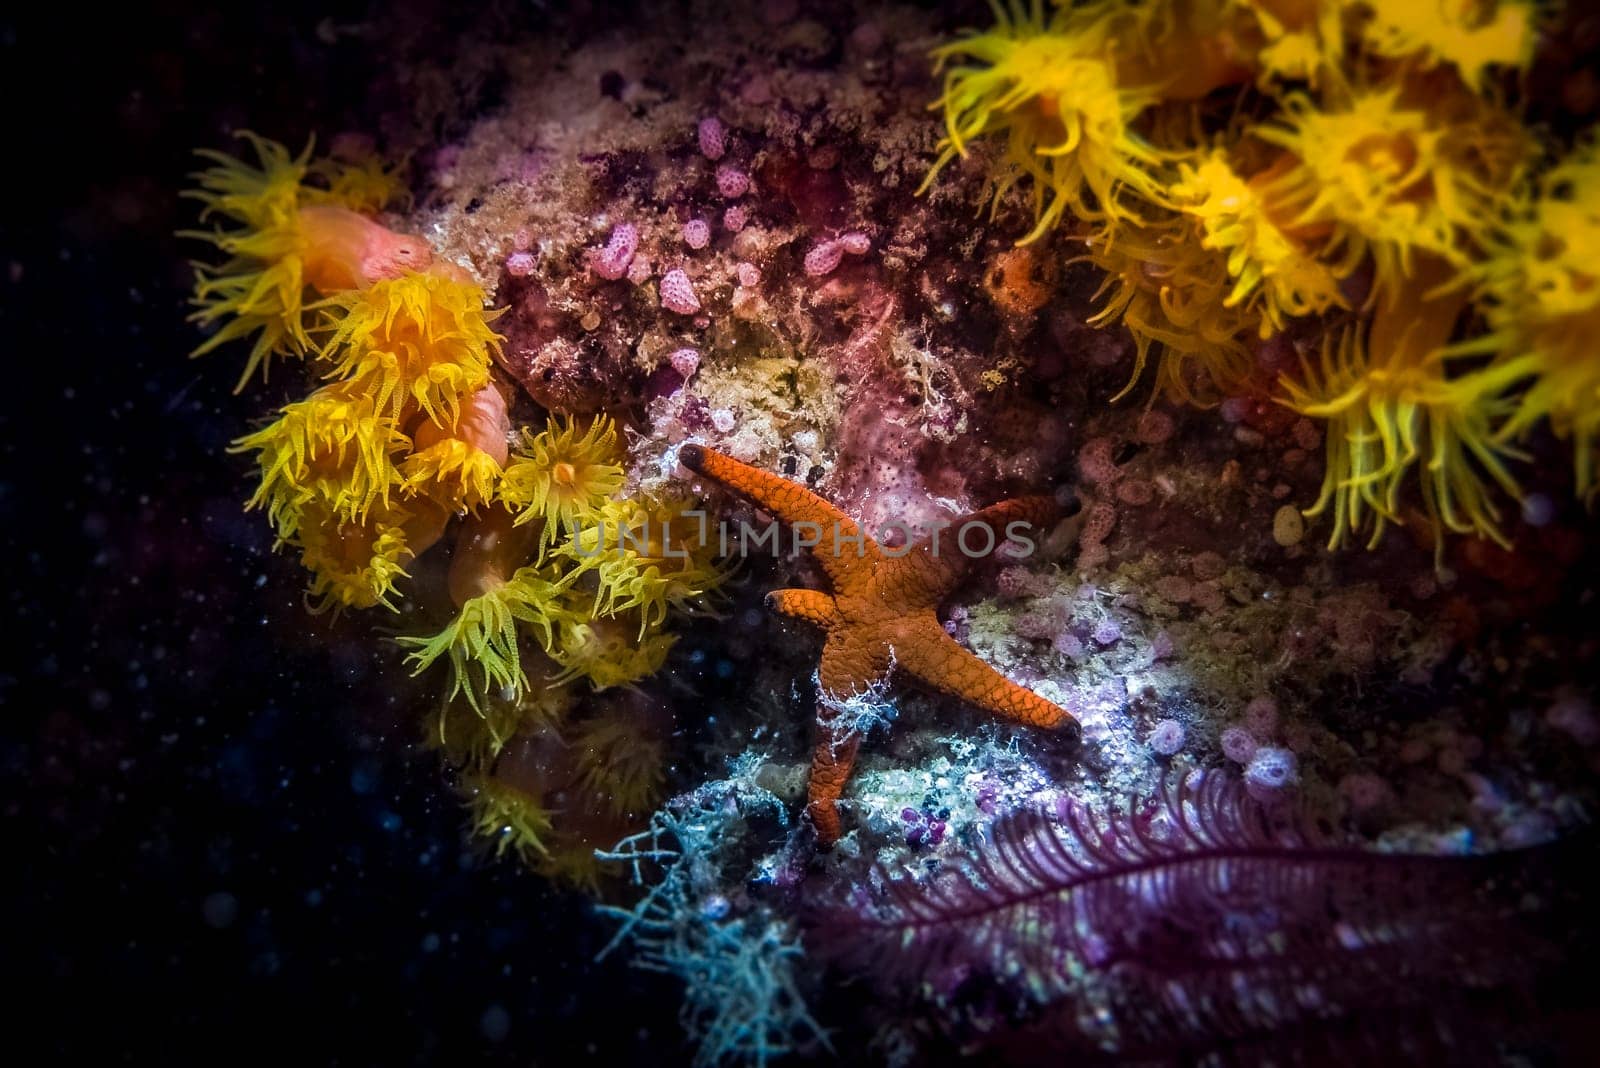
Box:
683 218 711 249
1148 719 1185 756
1219 396 1251 424
1220 726 1258 764
697 117 727 160
839 231 870 256
716 163 750 199
1054 632 1086 660
1091 619 1122 646
735 262 760 288
669 347 700 379
592 223 638 280
723 205 748 232
1245 745 1297 792
1521 493 1556 527
925 820 946 847
504 251 536 277
906 825 924 846
803 240 843 277
976 782 999 814
901 807 921 823
659 268 701 314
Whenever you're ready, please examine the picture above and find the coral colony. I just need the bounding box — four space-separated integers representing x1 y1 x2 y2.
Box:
185 1 1598 1062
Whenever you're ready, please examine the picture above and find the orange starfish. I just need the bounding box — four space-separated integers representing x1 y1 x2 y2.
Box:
679 444 1081 845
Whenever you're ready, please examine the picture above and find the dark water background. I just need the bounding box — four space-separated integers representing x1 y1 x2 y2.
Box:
5 3 688 1062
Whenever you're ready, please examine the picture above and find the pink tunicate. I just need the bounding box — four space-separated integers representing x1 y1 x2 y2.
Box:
511 228 533 252
627 255 652 286
735 262 760 288
716 164 750 199
710 409 736 432
1150 630 1175 660
1338 772 1389 811
1116 480 1153 506
723 205 748 232
803 240 843 278
592 223 638 280
1220 726 1258 764
839 231 870 256
1077 436 1119 483
1243 696 1279 738
683 218 711 249
1149 719 1186 756
1135 409 1175 445
659 269 701 314
1547 697 1600 746
697 117 727 161
669 348 700 379
505 251 536 277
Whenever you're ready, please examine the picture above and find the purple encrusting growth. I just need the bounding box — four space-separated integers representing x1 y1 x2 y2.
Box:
810 773 1595 1061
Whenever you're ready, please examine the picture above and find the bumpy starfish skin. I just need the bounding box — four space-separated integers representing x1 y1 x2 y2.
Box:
679 444 1080 844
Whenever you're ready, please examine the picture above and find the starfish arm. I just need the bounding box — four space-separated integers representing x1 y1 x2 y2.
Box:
767 588 841 628
894 495 1062 604
894 623 1080 733
806 725 861 846
679 444 880 586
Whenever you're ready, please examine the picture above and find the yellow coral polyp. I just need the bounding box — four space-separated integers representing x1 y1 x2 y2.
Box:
294 502 415 614
1468 141 1600 499
1353 0 1537 93
500 414 627 544
312 153 409 214
430 684 573 770
398 565 568 712
1171 150 1346 333
571 713 666 816
185 134 434 391
233 382 407 541
465 774 553 861
550 613 676 692
1253 88 1510 303
1278 268 1524 553
1086 218 1259 404
316 271 500 427
401 439 501 512
923 0 1169 240
564 494 729 633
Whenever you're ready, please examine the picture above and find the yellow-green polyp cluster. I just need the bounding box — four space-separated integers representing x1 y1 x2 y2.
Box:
185 135 728 885
925 0 1593 557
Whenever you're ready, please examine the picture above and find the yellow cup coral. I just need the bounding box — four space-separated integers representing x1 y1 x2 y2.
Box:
562 493 730 633
400 382 511 513
500 414 627 546
922 0 1172 240
315 269 502 428
1278 259 1525 552
400 510 571 712
233 381 408 541
185 133 435 389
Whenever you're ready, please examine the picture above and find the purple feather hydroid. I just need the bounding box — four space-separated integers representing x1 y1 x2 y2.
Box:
810 772 1589 1060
